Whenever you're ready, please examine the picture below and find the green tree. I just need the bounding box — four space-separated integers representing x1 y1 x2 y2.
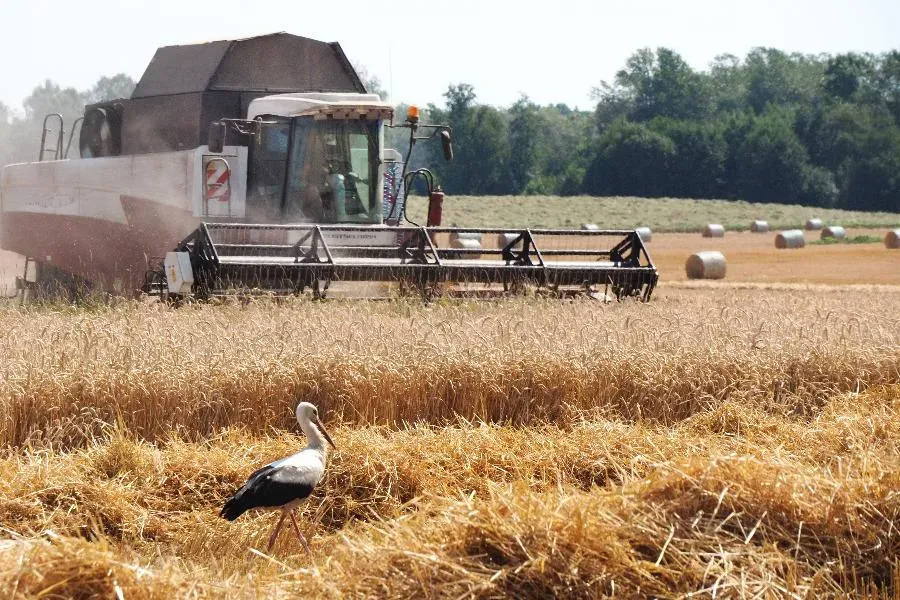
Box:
650 118 727 198
23 79 83 122
582 118 675 196
84 74 136 104
733 110 816 204
597 48 712 122
874 50 900 123
504 96 542 193
798 102 868 174
745 48 824 113
840 120 900 211
463 105 509 194
444 83 476 121
0 74 135 166
708 54 748 114
823 53 874 101
528 104 592 195
430 84 510 195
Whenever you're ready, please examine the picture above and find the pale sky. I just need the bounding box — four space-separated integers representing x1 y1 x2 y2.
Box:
0 0 897 115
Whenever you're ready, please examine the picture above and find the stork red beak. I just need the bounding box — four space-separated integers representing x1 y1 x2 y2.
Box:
316 417 336 449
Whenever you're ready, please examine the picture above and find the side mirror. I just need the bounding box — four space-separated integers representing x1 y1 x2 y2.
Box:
207 121 226 153
440 129 454 161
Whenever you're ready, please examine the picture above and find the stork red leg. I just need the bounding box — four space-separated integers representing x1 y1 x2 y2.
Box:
266 512 288 553
289 510 312 555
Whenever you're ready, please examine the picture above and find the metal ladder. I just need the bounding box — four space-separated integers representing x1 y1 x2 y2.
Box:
38 113 83 161
13 257 39 303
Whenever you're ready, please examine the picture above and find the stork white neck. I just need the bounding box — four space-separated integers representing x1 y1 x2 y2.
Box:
295 401 336 453
300 419 330 453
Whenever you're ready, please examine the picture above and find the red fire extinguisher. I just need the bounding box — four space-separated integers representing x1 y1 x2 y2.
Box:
427 186 444 227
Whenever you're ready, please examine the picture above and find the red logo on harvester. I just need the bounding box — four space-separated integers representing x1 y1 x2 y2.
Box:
205 160 231 203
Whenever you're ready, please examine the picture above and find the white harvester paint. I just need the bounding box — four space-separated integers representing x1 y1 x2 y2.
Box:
164 252 194 294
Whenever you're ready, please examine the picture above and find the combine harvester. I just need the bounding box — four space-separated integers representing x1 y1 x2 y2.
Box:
0 33 657 302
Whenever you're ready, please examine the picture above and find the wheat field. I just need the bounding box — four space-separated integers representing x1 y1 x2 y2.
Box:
0 287 898 598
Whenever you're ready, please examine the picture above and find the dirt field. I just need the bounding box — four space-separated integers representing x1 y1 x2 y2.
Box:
650 228 900 285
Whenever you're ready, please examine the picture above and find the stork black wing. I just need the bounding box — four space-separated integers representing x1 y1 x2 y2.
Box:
220 465 317 521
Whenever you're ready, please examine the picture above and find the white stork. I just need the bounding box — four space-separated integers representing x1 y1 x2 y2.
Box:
221 401 335 554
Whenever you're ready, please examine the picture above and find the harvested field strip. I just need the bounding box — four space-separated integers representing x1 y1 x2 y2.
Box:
1 290 898 447
0 386 897 598
404 195 900 232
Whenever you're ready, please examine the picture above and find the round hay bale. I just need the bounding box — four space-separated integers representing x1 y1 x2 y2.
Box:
886 229 900 249
821 225 846 240
581 223 599 231
497 232 520 248
685 251 726 280
449 231 483 243
635 227 652 243
775 229 805 249
450 236 481 259
804 218 823 231
702 224 725 238
750 220 769 233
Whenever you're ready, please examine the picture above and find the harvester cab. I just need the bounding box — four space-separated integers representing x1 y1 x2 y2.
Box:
208 93 396 226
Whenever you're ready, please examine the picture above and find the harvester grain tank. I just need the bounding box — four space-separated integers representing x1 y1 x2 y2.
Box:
0 33 658 301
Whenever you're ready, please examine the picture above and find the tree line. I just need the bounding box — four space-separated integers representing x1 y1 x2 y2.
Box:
0 75 136 166
2 47 898 212
422 48 900 213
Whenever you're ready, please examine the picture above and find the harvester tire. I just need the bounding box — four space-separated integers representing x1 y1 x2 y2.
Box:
311 279 330 300
29 263 100 303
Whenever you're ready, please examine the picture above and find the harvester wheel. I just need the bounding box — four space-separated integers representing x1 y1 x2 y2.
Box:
420 281 445 302
29 263 99 303
312 279 330 300
163 293 185 307
503 275 530 297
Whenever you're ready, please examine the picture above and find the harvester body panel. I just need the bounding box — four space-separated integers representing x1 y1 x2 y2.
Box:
0 146 246 291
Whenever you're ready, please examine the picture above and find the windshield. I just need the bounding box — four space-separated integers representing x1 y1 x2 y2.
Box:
246 116 382 224
284 118 381 224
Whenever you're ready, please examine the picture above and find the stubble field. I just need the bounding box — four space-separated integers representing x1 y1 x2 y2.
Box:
0 195 899 598
0 284 898 598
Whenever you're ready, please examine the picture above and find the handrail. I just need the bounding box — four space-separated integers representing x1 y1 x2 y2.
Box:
38 113 64 161
63 117 83 159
